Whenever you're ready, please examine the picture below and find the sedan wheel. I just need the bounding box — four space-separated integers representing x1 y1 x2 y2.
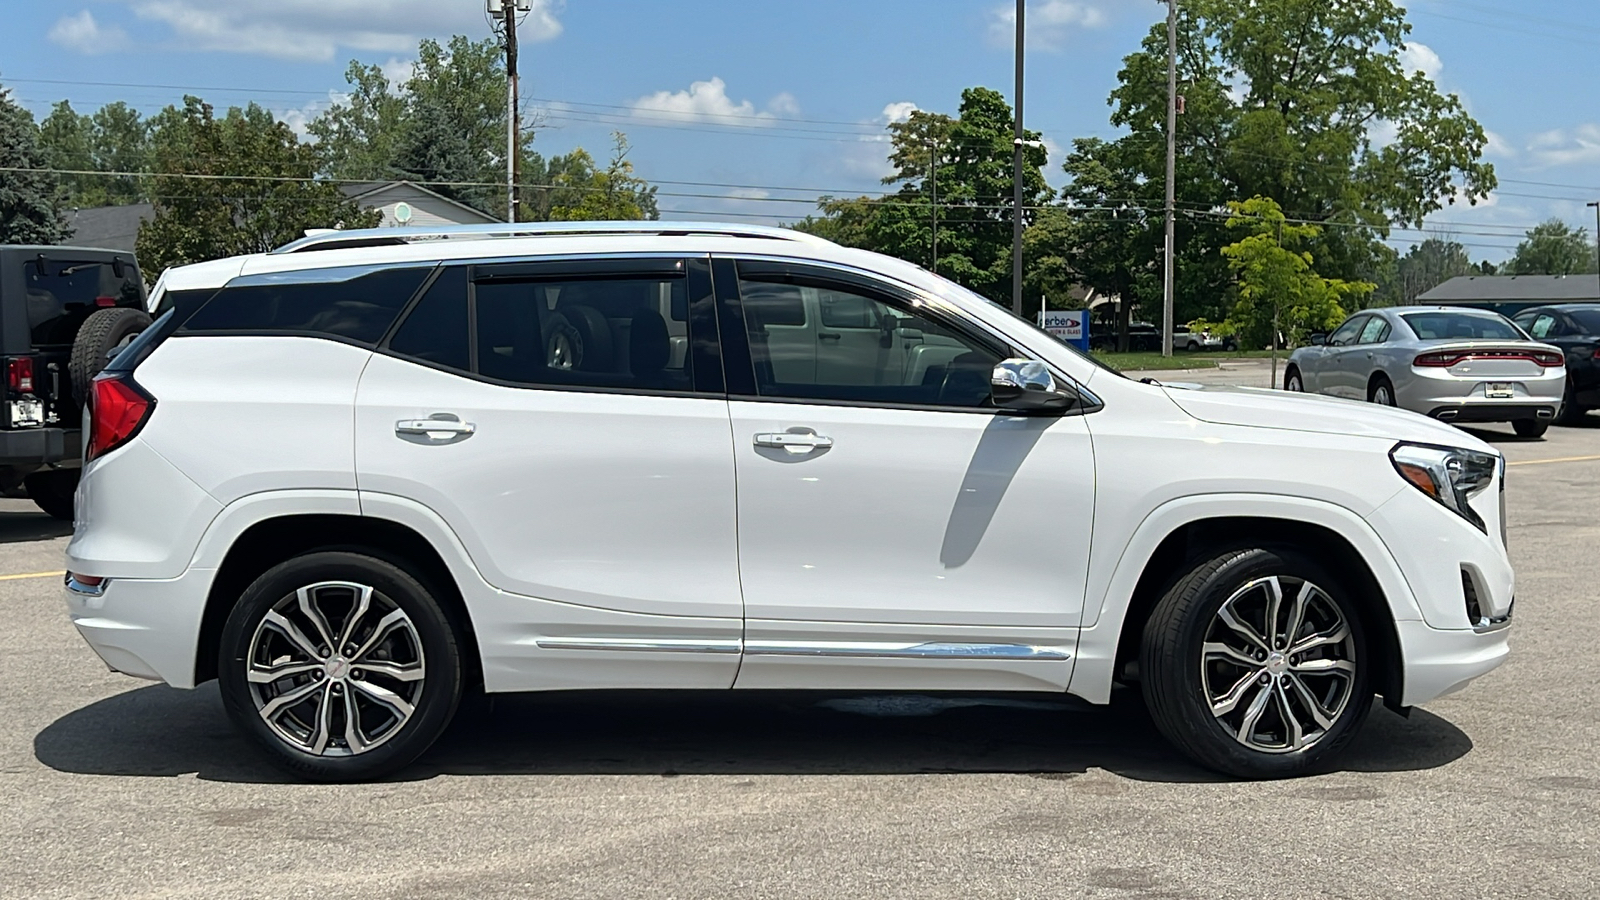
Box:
219 551 462 782
1284 370 1303 392
1140 547 1372 778
1370 381 1396 406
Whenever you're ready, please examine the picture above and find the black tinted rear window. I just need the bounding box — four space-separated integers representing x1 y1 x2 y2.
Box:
1566 308 1600 334
23 258 144 345
1400 312 1523 341
182 265 432 344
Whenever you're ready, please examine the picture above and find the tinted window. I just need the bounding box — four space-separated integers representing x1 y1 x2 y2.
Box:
23 258 144 346
473 275 693 392
1358 317 1390 344
1524 314 1559 339
183 265 431 344
1327 317 1365 346
1565 309 1600 334
389 268 469 371
739 276 1001 408
1400 312 1523 341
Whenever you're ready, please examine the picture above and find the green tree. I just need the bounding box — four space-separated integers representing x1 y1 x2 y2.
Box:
1222 197 1371 352
530 134 658 221
305 60 407 184
136 97 378 274
795 88 1053 309
37 100 149 207
0 85 69 244
1503 219 1597 275
1038 0 1494 331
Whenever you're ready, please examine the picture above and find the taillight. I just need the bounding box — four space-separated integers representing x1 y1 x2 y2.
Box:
6 357 34 393
94 295 118 308
1413 349 1565 368
87 375 154 461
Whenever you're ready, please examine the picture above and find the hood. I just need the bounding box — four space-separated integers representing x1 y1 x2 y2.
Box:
1157 382 1496 452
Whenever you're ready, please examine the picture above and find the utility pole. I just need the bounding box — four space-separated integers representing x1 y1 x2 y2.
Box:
1161 0 1178 357
1011 0 1026 316
491 0 527 223
1588 201 1600 277
929 135 939 275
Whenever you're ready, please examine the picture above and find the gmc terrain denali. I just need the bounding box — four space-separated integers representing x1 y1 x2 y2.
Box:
65 222 1513 781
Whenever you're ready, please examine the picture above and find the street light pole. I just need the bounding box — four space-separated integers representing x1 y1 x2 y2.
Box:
1012 0 1026 316
1588 201 1600 277
1161 0 1177 358
491 0 525 223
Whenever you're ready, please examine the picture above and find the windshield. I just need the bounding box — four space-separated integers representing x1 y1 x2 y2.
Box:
1400 311 1525 341
933 279 1124 378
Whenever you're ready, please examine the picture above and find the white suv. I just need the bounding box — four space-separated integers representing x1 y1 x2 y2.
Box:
65 222 1513 782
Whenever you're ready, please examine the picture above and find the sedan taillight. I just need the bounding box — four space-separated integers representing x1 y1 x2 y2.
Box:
1413 349 1564 368
87 374 155 461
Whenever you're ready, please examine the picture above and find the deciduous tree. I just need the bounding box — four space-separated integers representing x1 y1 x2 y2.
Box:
1503 219 1597 276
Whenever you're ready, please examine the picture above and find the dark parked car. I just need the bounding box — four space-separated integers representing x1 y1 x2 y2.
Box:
0 246 150 519
1510 304 1600 425
1089 321 1160 352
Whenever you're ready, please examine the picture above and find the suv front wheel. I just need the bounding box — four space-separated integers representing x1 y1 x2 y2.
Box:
218 551 463 782
1140 547 1372 778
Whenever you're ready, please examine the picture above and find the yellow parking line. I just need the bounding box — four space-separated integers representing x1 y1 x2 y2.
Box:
1508 454 1600 468
0 570 65 581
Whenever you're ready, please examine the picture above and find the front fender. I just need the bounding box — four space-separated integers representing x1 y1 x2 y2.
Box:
1069 492 1422 704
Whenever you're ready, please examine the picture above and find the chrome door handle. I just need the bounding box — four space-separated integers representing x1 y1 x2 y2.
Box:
754 431 834 453
396 414 475 439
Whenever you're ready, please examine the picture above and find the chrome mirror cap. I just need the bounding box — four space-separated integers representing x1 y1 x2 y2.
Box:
991 358 1076 410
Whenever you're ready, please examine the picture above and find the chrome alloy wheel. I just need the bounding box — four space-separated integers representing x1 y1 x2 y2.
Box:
246 581 426 757
1201 576 1356 754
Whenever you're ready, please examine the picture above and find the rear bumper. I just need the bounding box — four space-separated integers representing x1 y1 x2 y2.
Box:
0 427 80 469
65 567 215 688
1425 403 1556 423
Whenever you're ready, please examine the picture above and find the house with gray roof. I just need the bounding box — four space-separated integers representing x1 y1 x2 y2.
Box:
1417 274 1600 316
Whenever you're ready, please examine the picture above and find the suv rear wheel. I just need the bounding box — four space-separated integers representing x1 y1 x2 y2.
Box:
217 551 463 782
1140 547 1372 778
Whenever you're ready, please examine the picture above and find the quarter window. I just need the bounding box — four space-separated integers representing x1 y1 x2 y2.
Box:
1357 317 1390 344
182 265 431 345
737 275 1001 408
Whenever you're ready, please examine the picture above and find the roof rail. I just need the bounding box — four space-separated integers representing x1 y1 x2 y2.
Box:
271 220 835 254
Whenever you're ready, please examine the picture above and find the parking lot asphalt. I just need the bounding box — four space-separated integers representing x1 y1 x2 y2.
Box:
3 415 1599 899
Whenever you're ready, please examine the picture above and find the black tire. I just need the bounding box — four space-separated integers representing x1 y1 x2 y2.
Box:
217 551 463 782
544 313 582 371
1284 367 1303 392
558 304 613 372
1512 418 1549 439
1186 340 1201 352
1554 378 1586 426
70 307 152 402
1367 376 1396 406
24 469 78 521
1140 546 1373 778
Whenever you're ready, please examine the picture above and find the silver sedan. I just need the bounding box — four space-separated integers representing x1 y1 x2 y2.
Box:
1285 306 1566 438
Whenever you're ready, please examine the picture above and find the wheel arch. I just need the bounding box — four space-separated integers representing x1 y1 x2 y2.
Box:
1072 496 1420 710
194 513 481 689
1367 370 1394 397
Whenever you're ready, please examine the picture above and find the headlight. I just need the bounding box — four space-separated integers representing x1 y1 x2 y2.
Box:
1390 442 1500 533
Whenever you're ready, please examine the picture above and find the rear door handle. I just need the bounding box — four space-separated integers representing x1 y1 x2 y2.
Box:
396 414 475 440
818 333 842 341
754 431 834 453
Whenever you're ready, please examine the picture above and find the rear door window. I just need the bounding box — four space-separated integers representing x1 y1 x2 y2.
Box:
181 265 433 344
23 257 144 346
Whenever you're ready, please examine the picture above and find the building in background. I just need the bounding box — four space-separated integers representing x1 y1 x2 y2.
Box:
1417 274 1600 317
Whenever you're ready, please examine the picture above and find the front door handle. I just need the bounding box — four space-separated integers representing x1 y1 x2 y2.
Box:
396 414 475 440
754 431 834 453
818 332 842 342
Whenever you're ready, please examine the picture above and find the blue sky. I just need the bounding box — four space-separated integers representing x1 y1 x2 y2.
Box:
3 0 1598 263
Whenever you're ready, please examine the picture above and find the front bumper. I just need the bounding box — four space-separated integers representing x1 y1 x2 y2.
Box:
1398 618 1511 705
65 567 215 688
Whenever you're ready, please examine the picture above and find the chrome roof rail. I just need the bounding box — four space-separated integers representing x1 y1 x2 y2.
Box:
271 220 835 254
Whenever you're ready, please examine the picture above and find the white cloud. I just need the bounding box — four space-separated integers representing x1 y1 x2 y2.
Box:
378 57 415 87
1398 42 1443 80
49 10 130 54
1484 129 1516 159
106 0 560 61
1529 124 1600 167
880 101 919 124
989 1 1108 51
630 77 797 126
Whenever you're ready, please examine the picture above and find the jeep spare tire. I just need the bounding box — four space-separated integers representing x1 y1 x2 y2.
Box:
70 307 152 402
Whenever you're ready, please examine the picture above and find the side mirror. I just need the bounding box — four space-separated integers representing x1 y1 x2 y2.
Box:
991 358 1076 411
1309 333 1327 346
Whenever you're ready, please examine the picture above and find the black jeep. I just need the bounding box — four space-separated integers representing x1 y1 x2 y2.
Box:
0 246 151 520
